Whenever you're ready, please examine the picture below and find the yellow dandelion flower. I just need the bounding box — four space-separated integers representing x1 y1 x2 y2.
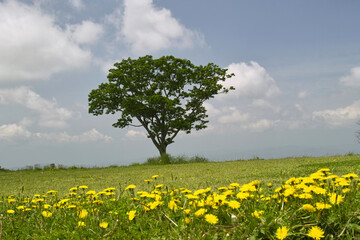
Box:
302 204 316 212
125 184 136 190
299 193 313 199
69 187 78 191
86 190 96 195
148 201 162 210
204 214 218 225
7 209 15 214
78 185 88 190
99 222 108 229
42 211 52 218
252 210 264 219
78 221 86 227
181 189 192 194
329 193 344 205
78 209 88 218
218 187 228 191
312 187 326 195
342 173 358 179
194 189 206 196
185 217 191 224
227 200 241 209
315 202 331 210
152 174 159 179
168 200 178 210
185 194 199 200
104 187 115 192
276 226 289 240
195 208 207 218
127 210 136 221
284 188 296 197
342 188 350 194
43 204 51 209
184 209 191 215
197 199 205 207
155 184 163 188
236 192 250 200
307 226 325 240
144 179 153 183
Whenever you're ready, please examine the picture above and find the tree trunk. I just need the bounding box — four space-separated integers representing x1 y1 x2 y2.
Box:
157 144 167 157
157 144 169 164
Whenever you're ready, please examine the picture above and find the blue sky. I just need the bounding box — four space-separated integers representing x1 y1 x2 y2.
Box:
0 0 360 169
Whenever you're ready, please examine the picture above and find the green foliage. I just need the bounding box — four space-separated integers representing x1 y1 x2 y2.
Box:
145 154 209 165
88 55 234 156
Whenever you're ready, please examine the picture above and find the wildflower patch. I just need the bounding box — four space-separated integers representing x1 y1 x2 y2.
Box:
0 169 359 239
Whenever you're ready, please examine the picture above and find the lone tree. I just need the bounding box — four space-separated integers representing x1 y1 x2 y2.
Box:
88 55 233 156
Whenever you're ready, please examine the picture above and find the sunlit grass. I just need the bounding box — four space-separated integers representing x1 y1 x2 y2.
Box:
0 155 359 239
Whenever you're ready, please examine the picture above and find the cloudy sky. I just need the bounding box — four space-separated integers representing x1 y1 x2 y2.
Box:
1 0 360 169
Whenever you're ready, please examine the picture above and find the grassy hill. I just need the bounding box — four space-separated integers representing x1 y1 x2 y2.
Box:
1 154 359 196
0 154 359 239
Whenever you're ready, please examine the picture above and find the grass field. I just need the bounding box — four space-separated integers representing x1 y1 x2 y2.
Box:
0 154 359 239
0 154 359 196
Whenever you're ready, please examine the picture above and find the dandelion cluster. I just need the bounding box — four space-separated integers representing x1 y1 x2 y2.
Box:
0 169 359 239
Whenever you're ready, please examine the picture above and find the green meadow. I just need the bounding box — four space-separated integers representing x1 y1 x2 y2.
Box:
0 154 359 239
0 155 359 196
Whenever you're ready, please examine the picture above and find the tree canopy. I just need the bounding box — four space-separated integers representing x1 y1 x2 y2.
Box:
88 55 234 156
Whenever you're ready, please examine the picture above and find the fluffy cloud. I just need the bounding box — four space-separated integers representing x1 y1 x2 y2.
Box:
0 124 31 140
313 100 360 126
251 99 281 113
67 20 104 45
243 119 278 132
221 61 281 99
68 0 83 9
0 87 73 128
125 130 147 138
297 90 309 99
0 0 91 83
203 102 221 118
35 129 113 142
120 0 203 54
218 107 249 124
340 66 360 87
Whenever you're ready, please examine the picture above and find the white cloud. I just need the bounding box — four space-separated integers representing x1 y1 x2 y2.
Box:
67 20 104 45
125 130 147 138
298 90 309 99
35 129 113 142
0 124 31 140
0 87 73 128
218 107 249 124
203 102 221 118
221 61 281 99
313 100 360 126
68 0 83 9
0 1 91 83
251 99 281 113
243 119 278 132
340 66 360 87
120 0 204 54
